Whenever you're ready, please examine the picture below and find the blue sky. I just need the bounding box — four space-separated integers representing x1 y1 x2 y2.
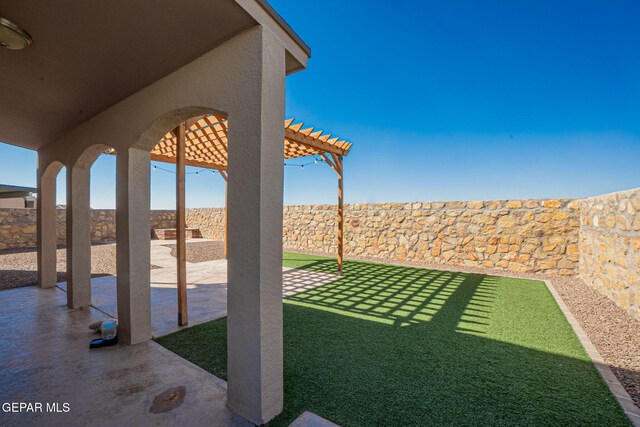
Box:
1 0 639 209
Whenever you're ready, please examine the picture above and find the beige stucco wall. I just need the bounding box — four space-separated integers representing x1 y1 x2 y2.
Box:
0 198 27 209
579 188 640 319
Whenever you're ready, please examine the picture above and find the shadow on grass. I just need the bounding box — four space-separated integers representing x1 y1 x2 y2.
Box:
157 255 631 427
284 256 496 330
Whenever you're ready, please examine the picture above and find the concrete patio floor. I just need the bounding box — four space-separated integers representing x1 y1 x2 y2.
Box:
0 285 250 427
58 241 338 337
0 241 339 425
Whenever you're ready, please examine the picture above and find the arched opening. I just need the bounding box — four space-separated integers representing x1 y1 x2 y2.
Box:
92 107 230 342
87 146 118 313
37 160 65 288
120 108 351 337
59 144 117 310
112 81 292 421
146 113 230 332
70 114 231 332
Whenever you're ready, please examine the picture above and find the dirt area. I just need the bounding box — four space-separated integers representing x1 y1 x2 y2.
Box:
288 249 640 408
0 244 160 291
164 240 225 263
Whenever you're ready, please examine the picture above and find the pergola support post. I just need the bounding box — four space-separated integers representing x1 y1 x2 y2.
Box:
324 153 345 275
176 123 188 326
336 155 344 275
218 170 228 259
224 181 228 259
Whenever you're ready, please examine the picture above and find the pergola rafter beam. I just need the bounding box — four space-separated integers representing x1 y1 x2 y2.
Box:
113 114 351 170
150 153 227 171
283 118 351 159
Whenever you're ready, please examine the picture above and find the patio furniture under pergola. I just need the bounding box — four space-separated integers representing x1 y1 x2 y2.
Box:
139 114 352 326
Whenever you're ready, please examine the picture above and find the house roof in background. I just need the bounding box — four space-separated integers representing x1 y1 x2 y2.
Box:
0 184 37 198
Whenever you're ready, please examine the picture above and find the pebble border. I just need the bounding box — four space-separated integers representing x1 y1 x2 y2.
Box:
545 279 640 426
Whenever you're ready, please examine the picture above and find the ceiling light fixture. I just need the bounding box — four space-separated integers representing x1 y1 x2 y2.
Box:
0 16 32 50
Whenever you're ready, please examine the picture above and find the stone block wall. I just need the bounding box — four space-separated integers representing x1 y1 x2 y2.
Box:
0 209 175 250
2 189 640 319
580 188 640 319
283 199 581 276
185 208 225 241
0 209 41 250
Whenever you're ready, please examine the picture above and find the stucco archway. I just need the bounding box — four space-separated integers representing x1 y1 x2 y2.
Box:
36 160 65 288
64 144 116 308
34 26 290 423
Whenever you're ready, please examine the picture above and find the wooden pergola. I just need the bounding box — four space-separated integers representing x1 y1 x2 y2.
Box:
146 114 352 326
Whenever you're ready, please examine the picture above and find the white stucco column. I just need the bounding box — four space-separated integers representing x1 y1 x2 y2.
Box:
226 28 286 424
37 159 62 289
65 166 92 308
116 147 151 345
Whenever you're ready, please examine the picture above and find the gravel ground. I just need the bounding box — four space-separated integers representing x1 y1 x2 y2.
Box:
164 240 225 263
288 248 640 407
0 244 161 291
0 244 118 290
553 276 640 407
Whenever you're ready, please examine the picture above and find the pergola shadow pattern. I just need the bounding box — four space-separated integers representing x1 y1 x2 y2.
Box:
285 257 497 329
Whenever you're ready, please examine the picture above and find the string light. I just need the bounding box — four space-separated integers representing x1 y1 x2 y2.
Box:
151 162 213 175
151 154 326 174
284 155 324 168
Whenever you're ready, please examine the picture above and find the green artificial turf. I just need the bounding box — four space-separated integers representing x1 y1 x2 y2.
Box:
156 253 629 426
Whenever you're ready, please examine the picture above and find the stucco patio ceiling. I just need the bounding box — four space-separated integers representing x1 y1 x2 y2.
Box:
0 0 310 150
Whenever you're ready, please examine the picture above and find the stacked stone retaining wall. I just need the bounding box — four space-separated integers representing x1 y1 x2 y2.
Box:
283 199 581 276
579 188 640 319
2 188 639 320
185 208 225 241
0 209 175 250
